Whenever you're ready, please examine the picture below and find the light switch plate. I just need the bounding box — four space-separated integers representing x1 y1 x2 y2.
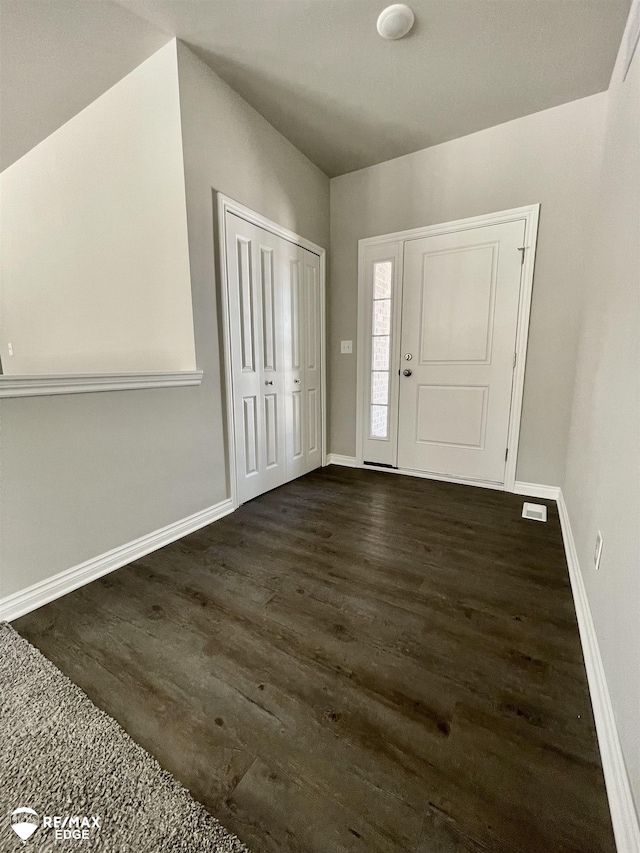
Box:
341 340 353 354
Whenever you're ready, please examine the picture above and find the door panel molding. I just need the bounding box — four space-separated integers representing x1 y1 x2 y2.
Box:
418 242 498 365
243 396 258 475
218 193 326 509
414 384 489 449
260 246 276 371
237 236 255 371
356 204 540 492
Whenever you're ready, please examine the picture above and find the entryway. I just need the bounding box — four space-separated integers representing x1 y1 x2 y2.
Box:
357 206 539 490
219 196 326 505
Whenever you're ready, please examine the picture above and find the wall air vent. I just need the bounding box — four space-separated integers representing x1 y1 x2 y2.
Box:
522 502 547 522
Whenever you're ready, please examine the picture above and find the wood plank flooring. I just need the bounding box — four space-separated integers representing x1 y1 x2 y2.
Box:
14 466 615 853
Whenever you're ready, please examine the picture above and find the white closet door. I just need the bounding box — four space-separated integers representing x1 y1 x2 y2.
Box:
226 214 288 503
302 248 322 475
226 213 322 504
397 220 525 483
284 243 307 480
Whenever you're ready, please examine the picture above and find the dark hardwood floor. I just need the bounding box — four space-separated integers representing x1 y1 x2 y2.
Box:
15 466 615 853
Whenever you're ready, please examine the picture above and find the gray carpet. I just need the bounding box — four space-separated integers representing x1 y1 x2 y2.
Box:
0 622 251 852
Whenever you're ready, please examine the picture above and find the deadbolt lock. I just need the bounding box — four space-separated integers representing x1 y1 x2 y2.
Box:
404 353 412 361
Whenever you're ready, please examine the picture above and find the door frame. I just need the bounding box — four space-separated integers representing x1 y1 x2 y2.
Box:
217 193 327 509
356 204 540 493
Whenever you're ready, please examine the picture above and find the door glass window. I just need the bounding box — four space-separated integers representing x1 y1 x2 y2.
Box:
370 261 393 438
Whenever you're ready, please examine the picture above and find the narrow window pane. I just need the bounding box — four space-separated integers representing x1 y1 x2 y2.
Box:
371 371 389 405
372 298 391 336
372 336 390 370
373 261 393 299
370 260 393 441
371 405 388 438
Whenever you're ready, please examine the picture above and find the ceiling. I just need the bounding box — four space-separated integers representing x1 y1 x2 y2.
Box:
117 0 630 176
1 1 631 177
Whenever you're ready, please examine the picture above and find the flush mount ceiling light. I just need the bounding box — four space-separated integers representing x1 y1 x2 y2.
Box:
377 4 415 40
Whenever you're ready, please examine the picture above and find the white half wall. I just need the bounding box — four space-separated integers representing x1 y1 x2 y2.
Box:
0 40 196 375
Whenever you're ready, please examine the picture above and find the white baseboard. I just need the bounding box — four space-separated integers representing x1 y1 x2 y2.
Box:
558 490 640 852
362 464 505 491
326 453 358 467
327 459 557 496
514 481 561 500
0 498 235 623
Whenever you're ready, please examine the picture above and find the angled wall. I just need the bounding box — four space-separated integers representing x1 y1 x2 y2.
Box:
0 40 196 375
0 0 171 171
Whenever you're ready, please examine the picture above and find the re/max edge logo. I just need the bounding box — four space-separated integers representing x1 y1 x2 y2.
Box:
10 808 102 844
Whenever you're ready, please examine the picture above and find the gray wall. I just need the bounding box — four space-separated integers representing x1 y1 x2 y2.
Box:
328 94 607 485
0 43 329 599
563 36 640 815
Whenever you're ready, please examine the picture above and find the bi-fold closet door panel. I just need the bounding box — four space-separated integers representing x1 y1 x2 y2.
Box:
285 245 322 481
226 214 287 503
226 213 321 504
304 251 322 473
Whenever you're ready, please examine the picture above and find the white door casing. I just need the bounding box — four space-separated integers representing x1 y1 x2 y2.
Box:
356 205 540 492
220 198 326 506
398 220 525 483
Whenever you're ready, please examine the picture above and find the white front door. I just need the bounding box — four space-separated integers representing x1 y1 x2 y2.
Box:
225 212 322 504
397 220 525 483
